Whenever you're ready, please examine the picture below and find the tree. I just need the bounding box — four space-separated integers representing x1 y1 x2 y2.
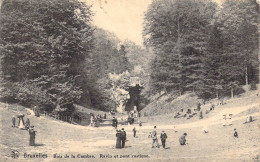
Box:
0 0 94 112
143 0 217 95
215 0 259 97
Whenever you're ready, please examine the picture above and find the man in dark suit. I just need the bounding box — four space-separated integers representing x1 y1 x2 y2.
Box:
29 126 37 146
112 117 118 128
12 115 16 127
121 128 126 148
160 130 167 148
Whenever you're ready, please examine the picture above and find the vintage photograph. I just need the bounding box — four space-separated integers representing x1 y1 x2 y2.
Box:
0 0 259 161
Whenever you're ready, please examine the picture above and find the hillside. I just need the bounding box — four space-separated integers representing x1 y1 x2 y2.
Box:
141 92 203 116
139 89 259 126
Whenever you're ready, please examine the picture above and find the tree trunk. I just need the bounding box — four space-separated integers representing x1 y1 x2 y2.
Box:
245 65 248 85
231 88 234 99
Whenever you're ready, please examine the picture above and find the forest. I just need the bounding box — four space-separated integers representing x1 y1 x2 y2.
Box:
0 0 259 116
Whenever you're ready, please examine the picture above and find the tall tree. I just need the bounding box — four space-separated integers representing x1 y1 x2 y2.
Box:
0 0 94 112
143 0 217 95
216 0 259 96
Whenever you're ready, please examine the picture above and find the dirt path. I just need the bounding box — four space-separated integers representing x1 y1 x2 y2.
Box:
26 108 35 116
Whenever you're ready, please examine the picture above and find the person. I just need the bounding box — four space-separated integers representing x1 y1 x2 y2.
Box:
199 111 203 119
197 102 201 111
234 129 238 138
128 116 134 124
17 114 25 129
179 133 187 145
210 104 215 111
34 106 40 117
139 121 142 127
121 128 126 148
115 129 122 149
29 126 36 146
12 115 16 127
112 117 118 128
160 130 167 148
152 126 159 148
133 127 136 137
25 118 30 130
90 114 94 127
104 113 106 119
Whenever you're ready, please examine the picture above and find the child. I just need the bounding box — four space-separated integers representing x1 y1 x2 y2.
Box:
234 128 238 138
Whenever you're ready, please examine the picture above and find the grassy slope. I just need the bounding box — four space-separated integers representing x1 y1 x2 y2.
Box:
141 93 203 116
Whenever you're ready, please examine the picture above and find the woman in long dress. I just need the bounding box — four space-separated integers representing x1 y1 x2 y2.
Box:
17 114 25 129
116 130 122 149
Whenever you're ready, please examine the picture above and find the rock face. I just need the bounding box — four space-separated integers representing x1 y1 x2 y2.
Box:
108 71 142 113
112 88 130 113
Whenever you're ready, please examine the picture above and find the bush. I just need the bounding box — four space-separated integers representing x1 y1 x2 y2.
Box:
250 81 257 90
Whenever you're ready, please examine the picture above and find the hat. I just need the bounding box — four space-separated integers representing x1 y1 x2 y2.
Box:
184 133 187 135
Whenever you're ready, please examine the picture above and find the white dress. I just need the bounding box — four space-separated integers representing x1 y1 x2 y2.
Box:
19 118 24 129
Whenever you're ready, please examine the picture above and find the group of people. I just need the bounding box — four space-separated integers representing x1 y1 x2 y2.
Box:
150 126 188 148
115 128 127 148
149 126 169 148
11 114 37 146
90 113 107 127
115 125 188 149
12 114 31 130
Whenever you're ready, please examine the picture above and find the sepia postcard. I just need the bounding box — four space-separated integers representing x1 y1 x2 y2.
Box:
0 0 259 161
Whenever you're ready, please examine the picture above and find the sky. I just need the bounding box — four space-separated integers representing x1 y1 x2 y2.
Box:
85 0 152 46
85 0 225 46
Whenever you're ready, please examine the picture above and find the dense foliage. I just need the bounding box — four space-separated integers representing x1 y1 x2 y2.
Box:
0 0 94 113
143 0 259 101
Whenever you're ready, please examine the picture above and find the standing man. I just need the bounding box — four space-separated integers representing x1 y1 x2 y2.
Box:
29 126 36 146
90 114 94 127
133 127 136 137
121 128 126 148
160 130 167 149
115 129 122 149
112 117 118 128
24 118 30 130
152 126 159 148
12 115 16 127
197 102 201 111
179 133 187 145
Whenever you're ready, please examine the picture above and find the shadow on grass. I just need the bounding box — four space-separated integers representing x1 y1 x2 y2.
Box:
243 119 258 124
33 144 45 147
